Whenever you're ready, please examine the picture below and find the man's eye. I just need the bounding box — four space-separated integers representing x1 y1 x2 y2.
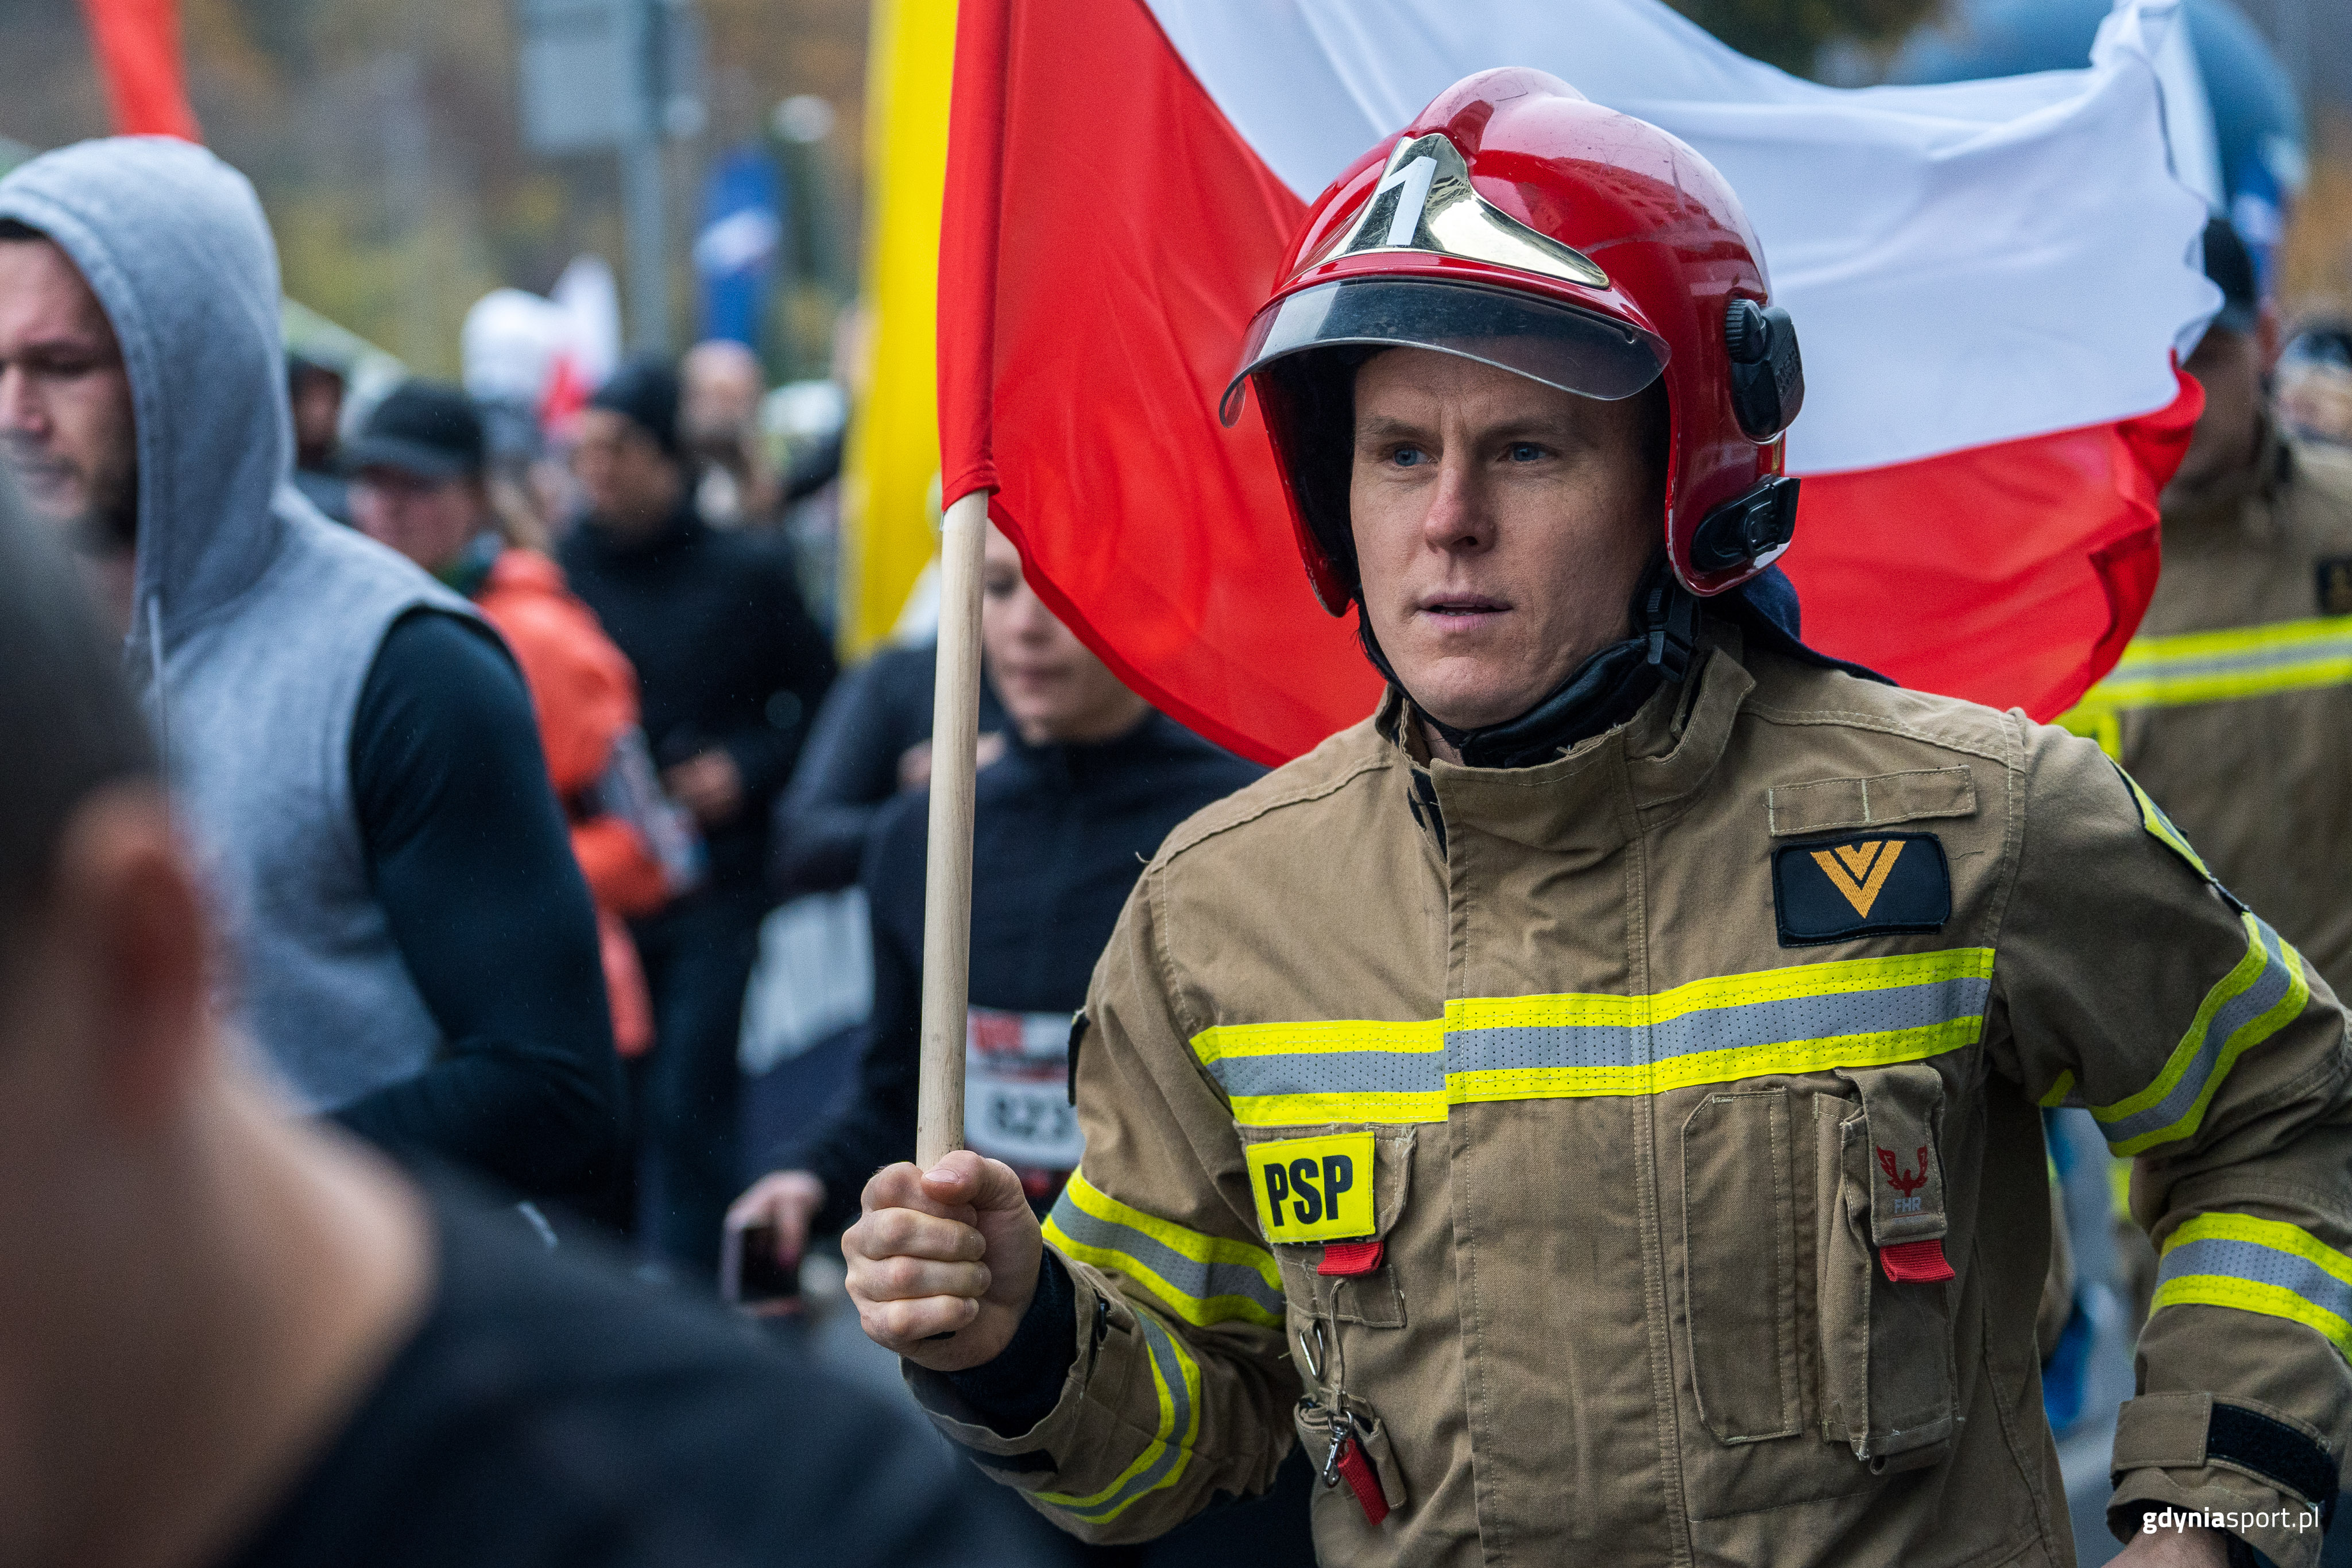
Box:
1506 443 1547 463
1390 446 1429 468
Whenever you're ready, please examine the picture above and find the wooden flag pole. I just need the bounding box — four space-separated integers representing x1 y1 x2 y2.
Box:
915 487 991 1168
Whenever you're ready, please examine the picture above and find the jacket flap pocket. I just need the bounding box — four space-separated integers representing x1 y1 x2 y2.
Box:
1768 768 1976 838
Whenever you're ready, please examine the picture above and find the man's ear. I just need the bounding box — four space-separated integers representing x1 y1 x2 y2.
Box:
44 785 211 1132
2258 303 2284 379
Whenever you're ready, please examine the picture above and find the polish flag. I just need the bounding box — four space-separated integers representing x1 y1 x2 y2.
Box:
941 0 2213 765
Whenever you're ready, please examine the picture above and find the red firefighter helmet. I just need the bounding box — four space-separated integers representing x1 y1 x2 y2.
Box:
1223 69 1805 614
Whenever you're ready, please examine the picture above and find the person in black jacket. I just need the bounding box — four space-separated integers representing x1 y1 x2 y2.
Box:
769 640 1009 899
730 522 1258 1246
728 525 1313 1567
560 357 838 1275
0 477 1036 1568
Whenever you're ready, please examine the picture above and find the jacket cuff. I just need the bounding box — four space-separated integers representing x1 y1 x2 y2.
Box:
2110 1392 2338 1568
904 1246 1109 1472
945 1250 1077 1433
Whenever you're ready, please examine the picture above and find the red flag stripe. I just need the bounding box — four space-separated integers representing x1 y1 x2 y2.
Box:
939 0 1376 765
1786 370 2200 717
76 0 200 141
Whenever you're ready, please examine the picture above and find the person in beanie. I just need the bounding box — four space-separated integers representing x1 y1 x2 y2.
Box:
347 380 675 1060
559 355 838 1274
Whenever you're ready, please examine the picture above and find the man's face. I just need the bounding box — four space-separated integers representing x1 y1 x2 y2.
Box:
351 468 486 577
0 239 137 557
681 342 763 446
2168 319 2275 498
288 367 344 466
1348 348 1659 732
571 408 682 539
980 525 1148 747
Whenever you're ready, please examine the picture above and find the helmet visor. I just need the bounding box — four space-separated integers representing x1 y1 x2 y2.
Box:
1221 276 1669 427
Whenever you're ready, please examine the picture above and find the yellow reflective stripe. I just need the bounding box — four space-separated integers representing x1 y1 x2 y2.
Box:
1042 1170 1283 1330
2037 1069 2077 1109
1225 1089 1445 1127
1190 1017 1442 1063
2153 1214 2352 1357
2117 768 2211 879
1443 1015 1984 1105
1198 949 1995 1126
1442 948 1991 1029
1035 1310 1201 1521
1194 1017 1445 1128
2092 911 2308 1155
2064 616 2352 713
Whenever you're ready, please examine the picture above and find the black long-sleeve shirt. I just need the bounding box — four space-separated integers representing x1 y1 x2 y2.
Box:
559 507 837 895
334 610 621 1198
791 713 1262 1234
221 1167 1044 1568
770 642 1009 898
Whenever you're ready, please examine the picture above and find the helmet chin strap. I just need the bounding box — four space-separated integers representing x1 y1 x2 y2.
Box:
1359 555 1699 771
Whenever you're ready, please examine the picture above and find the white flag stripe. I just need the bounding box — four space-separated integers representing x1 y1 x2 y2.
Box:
1145 0 2214 475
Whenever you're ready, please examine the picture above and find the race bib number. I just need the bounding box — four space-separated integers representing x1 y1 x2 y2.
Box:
1246 1133 1376 1243
965 1008 1085 1170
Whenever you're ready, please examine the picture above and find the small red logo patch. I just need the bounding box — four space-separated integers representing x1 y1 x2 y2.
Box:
1876 1145 1929 1198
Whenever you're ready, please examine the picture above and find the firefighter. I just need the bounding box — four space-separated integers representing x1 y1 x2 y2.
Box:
842 72 2352 1568
2064 218 2352 1002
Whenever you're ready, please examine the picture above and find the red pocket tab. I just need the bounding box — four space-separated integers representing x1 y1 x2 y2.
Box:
1318 1240 1385 1277
1880 1238 1955 1283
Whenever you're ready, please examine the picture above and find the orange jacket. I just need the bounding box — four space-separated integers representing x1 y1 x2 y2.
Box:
474 548 666 1053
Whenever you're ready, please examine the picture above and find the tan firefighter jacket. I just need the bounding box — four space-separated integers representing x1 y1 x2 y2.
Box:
910 620 2352 1568
2064 429 2352 998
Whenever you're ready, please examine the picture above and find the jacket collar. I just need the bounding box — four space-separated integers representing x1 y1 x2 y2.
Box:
1381 615 1754 858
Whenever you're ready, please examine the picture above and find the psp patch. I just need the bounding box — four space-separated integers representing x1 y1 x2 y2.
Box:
1773 833 1951 947
1246 1133 1376 1244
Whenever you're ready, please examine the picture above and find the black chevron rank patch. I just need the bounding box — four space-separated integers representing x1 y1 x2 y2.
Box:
1773 833 1952 947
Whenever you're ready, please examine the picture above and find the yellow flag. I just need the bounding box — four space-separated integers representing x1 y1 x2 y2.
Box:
838 0 958 656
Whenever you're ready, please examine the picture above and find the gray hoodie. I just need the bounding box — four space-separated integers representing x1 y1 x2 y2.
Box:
0 138 469 1110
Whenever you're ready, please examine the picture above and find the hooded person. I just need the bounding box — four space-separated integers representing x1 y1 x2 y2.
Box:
0 137 622 1201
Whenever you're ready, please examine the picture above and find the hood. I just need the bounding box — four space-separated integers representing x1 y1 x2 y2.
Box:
0 138 292 638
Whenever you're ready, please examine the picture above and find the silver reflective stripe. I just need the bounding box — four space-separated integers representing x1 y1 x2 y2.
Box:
2098 919 2297 1148
1207 1048 1442 1101
1446 975 1993 1074
2158 1237 2352 1325
1054 1312 1196 1522
1045 1190 1283 1321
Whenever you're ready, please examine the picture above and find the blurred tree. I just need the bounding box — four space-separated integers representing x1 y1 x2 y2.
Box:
1666 0 1947 75
2281 109 2352 318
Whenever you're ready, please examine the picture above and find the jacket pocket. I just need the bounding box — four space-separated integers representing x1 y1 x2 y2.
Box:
1815 1064 1960 1472
1241 1125 1415 1329
1680 1088 1802 1442
1294 1394 1408 1517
